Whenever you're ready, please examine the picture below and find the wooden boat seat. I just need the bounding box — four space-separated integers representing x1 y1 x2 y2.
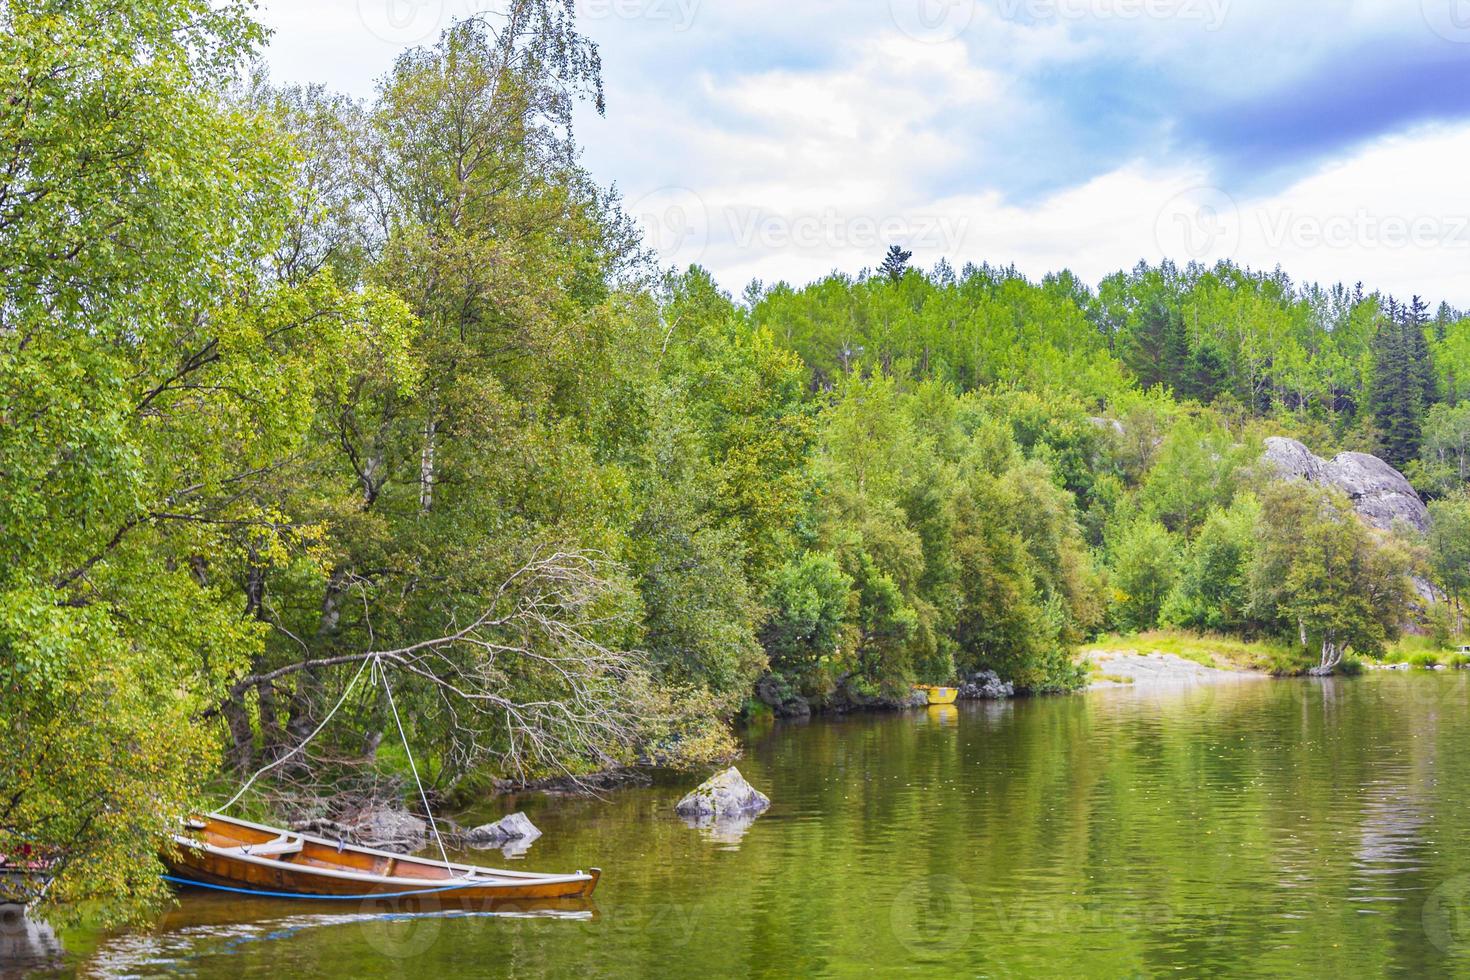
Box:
222 834 303 859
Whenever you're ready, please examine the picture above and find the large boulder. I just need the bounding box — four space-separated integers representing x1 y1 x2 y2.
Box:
674 767 771 819
463 812 541 856
464 812 541 847
958 670 1014 700
346 806 427 854
1263 437 1428 533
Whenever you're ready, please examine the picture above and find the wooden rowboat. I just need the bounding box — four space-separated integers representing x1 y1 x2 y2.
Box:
165 813 600 903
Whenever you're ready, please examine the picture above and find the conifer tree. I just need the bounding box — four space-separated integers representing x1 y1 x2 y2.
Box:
879 244 913 282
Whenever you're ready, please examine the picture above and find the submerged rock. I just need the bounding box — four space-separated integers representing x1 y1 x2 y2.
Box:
465 812 542 847
958 670 1015 700
674 767 771 819
1263 437 1428 533
347 806 427 854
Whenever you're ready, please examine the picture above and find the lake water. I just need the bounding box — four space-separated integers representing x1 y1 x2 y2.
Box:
17 672 1470 977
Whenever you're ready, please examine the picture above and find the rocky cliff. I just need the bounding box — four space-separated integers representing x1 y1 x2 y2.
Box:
1262 436 1428 534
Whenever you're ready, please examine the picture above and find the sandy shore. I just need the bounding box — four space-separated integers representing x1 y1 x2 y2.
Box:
1086 650 1270 690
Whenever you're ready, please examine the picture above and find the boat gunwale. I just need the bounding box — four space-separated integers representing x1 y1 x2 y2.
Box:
176 812 593 890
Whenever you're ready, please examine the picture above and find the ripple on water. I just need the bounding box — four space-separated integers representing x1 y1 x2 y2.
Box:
49 673 1470 977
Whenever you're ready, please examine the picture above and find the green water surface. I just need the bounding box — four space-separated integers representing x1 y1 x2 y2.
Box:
17 672 1470 977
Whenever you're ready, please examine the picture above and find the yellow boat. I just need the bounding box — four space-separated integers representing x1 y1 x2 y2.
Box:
916 685 959 706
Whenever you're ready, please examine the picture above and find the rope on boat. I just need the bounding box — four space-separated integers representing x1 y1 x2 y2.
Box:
214 652 456 875
375 658 454 872
220 655 375 813
160 874 472 901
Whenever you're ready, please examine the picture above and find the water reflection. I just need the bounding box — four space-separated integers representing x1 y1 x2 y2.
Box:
41 674 1470 976
919 705 958 727
679 811 761 848
0 903 63 976
83 896 596 978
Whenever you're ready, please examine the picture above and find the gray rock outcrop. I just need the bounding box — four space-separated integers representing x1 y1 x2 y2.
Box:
346 806 427 854
674 767 771 819
1262 436 1428 533
958 670 1014 700
754 674 812 719
465 811 542 847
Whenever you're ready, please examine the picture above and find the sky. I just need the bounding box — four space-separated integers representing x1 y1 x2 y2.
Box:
258 0 1470 305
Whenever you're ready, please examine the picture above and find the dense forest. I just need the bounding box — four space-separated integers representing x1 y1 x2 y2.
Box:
6 0 1470 922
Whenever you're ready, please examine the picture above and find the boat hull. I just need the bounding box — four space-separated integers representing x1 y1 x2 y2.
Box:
164 813 599 904
917 685 959 705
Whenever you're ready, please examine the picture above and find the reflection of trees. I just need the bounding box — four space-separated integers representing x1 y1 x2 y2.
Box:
0 905 63 973
75 678 1470 975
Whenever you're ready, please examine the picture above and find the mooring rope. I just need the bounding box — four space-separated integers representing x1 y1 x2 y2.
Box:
375 658 454 872
219 655 376 814
160 874 471 901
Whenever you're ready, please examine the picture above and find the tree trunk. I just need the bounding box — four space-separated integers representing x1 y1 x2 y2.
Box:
420 415 437 512
285 568 348 744
222 696 255 773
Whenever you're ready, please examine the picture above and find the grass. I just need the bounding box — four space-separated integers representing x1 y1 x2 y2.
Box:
1382 634 1470 669
1082 630 1306 674
1085 630 1470 677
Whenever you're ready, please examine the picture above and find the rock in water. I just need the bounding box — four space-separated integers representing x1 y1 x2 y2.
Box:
465 812 542 846
347 807 427 854
674 767 771 819
1263 436 1428 533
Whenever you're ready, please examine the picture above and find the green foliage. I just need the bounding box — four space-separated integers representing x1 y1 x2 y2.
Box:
1107 519 1179 633
1415 402 1470 496
1251 482 1416 670
764 553 852 679
0 0 388 924
1428 490 1470 635
9 0 1454 928
1161 496 1259 632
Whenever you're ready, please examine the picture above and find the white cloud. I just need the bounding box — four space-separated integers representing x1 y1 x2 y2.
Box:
257 0 1470 305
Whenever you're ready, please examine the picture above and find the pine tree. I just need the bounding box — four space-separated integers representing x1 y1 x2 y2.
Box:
1370 298 1435 466
879 244 912 283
